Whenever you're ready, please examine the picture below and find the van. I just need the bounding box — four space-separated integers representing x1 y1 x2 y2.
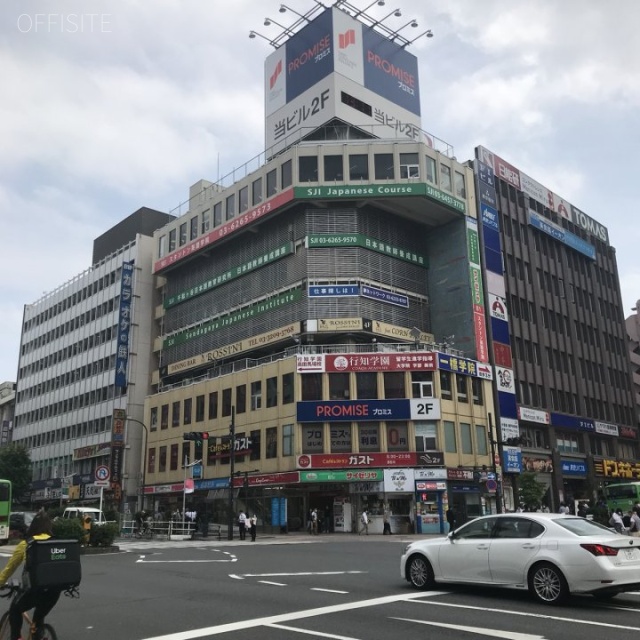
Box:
62 507 109 525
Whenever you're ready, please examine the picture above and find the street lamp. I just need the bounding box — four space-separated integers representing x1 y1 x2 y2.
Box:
125 416 148 512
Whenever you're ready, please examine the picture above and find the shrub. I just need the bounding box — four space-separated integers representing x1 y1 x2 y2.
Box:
52 517 85 543
89 522 119 547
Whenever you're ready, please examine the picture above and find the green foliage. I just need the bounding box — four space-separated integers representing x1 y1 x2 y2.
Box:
0 445 32 503
588 504 610 527
518 471 547 510
89 522 118 547
52 517 85 543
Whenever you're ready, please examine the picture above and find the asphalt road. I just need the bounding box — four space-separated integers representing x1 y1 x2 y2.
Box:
4 533 640 639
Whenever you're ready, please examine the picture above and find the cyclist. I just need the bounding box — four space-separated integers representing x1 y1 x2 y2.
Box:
135 510 149 536
0 511 62 640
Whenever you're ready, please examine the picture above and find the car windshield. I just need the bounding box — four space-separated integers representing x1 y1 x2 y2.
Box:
554 517 614 536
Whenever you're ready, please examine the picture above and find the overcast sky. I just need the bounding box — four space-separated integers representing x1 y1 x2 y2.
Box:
1 0 639 384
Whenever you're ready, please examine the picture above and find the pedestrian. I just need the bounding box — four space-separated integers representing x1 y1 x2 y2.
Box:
311 508 318 535
445 507 456 533
577 502 588 518
630 508 640 537
359 509 369 535
323 507 331 534
609 509 625 534
558 502 569 514
249 514 257 541
238 510 247 540
383 506 392 535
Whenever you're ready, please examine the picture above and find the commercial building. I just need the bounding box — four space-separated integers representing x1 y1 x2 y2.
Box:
12 207 173 510
144 3 498 534
0 382 15 449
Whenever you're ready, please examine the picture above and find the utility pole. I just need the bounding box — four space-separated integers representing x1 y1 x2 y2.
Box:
227 406 236 540
489 413 504 514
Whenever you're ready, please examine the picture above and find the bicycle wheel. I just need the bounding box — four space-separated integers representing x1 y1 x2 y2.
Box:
39 623 58 640
0 611 11 640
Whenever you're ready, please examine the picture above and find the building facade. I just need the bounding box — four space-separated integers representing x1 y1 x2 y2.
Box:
0 382 15 449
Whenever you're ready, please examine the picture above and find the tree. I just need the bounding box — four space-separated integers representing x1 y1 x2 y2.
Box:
0 444 32 504
518 471 547 510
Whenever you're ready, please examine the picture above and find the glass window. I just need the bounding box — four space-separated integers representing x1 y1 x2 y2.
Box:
158 446 167 473
266 169 277 197
282 373 294 404
454 171 466 198
182 442 190 467
329 373 350 399
415 423 437 451
374 153 394 179
359 423 380 452
266 427 278 458
299 156 318 182
283 424 294 457
147 448 155 473
184 398 192 425
356 372 377 399
383 372 405 398
440 165 452 191
281 159 292 188
190 216 198 240
330 425 352 453
150 407 158 432
158 235 166 258
301 373 323 400
213 202 222 227
444 421 457 453
456 517 497 539
226 193 235 220
252 178 263 206
471 378 484 405
250 381 262 410
179 223 187 246
412 372 434 398
400 152 419 179
460 422 472 454
267 376 278 407
161 404 169 429
201 210 210 234
170 444 179 471
250 430 261 461
222 388 232 416
425 155 437 184
236 384 246 414
302 423 324 453
456 375 468 402
440 371 452 398
168 229 176 252
387 423 409 451
349 154 369 181
195 395 205 422
171 401 180 427
324 155 344 181
208 392 218 419
475 424 488 455
239 186 249 213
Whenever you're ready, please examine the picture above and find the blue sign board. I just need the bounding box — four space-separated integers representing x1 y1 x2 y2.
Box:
114 261 134 388
503 447 522 473
478 183 497 208
561 460 587 476
271 497 287 527
481 203 500 232
436 353 486 378
550 413 595 432
528 211 596 260
309 284 359 297
361 284 409 308
195 477 229 490
297 399 412 422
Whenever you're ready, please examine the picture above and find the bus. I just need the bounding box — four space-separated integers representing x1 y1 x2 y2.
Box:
603 481 640 514
0 479 11 544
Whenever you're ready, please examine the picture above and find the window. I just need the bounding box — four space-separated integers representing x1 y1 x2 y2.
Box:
159 446 167 473
250 430 261 461
374 153 394 179
329 373 350 399
471 378 483 405
201 210 210 234
359 423 380 452
283 424 294 457
281 159 292 188
171 401 180 427
196 395 205 422
150 407 158 432
444 421 457 453
456 375 468 402
267 376 278 407
440 371 452 398
387 423 408 451
252 177 263 206
299 156 318 182
301 373 323 400
399 152 419 179
456 517 497 539
440 164 452 191
475 425 488 455
415 423 437 451
168 229 176 252
302 424 324 453
556 432 580 454
236 384 246 414
226 193 235 220
222 388 232 416
425 155 437 184
250 381 262 410
330 425 352 452
170 444 179 471
356 372 377 399
208 391 218 419
239 186 249 212
190 216 198 241
213 202 222 227
411 372 434 398
383 372 405 398
182 442 190 467
161 404 169 429
183 398 192 425
324 155 344 181
460 423 472 454
454 171 466 198
147 448 156 473
282 373 294 404
266 169 277 197
349 154 369 181
179 223 187 246
266 427 278 458
158 235 167 258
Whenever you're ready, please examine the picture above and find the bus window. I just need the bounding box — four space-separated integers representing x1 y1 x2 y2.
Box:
604 482 640 513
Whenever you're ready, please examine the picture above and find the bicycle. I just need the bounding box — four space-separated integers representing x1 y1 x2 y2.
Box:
133 522 154 540
0 582 77 640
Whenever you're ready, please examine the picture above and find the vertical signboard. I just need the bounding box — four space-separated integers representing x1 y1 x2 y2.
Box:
115 261 134 389
111 409 126 498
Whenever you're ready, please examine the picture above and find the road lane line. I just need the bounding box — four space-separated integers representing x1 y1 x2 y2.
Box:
311 588 349 594
267 622 358 638
259 581 287 586
238 571 366 577
392 618 546 640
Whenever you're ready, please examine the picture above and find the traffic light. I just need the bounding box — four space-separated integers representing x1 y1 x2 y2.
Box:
183 432 209 441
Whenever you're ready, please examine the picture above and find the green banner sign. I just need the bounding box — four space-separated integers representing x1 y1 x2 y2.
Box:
165 242 293 308
307 233 427 267
300 469 383 483
164 287 302 348
295 183 465 214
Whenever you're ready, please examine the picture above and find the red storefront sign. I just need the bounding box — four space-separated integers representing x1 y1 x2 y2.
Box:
297 452 419 469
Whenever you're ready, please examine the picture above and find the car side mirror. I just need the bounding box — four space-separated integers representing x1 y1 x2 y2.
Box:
447 531 456 541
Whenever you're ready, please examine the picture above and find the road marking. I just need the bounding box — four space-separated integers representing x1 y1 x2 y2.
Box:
137 552 236 564
311 588 349 594
392 618 546 639
409 599 640 631
232 571 366 578
267 622 358 638
259 581 287 587
141 591 447 639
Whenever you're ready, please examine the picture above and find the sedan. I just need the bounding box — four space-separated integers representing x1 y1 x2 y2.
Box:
401 512 640 604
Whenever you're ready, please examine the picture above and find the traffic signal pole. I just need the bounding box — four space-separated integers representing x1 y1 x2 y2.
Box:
227 407 236 540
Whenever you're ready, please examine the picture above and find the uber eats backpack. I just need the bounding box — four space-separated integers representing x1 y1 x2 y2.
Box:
23 538 82 591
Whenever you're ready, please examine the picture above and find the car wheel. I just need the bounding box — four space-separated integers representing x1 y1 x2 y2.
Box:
528 562 569 605
407 554 434 590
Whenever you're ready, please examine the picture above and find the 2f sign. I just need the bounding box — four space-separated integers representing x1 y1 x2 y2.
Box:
410 399 441 420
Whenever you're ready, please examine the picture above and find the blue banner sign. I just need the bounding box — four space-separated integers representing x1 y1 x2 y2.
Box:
361 284 409 308
308 284 359 297
561 460 587 476
481 203 500 231
550 413 595 432
528 211 596 260
297 399 411 422
503 446 522 473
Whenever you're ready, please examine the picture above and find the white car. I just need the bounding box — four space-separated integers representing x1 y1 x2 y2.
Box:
400 512 640 605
